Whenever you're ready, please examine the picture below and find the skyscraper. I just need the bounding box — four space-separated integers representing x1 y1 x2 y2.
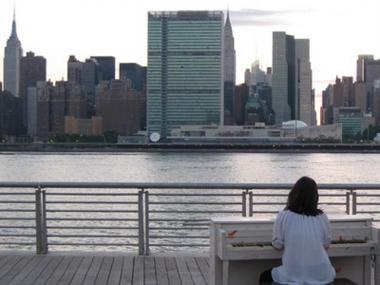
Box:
272 32 314 125
147 11 224 138
223 10 236 118
90 56 115 81
119 63 147 93
67 56 100 116
295 39 313 125
272 32 295 124
96 80 145 135
357 55 374 82
19 52 46 99
3 11 23 97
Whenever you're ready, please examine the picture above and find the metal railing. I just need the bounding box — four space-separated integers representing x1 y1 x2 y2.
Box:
0 182 379 255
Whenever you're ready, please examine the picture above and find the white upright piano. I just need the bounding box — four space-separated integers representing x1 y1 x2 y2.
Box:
210 215 380 285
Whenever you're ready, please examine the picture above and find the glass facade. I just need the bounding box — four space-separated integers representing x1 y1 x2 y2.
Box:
147 11 223 138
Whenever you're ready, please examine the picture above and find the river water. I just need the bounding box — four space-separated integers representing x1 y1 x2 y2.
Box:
0 152 379 183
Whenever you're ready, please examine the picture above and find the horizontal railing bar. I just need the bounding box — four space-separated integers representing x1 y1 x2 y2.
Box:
149 210 241 214
150 219 211 222
356 211 380 214
0 217 35 220
0 201 34 204
46 210 138 213
356 194 380 197
356 203 380 205
149 244 209 247
149 227 208 230
46 218 139 221
48 243 139 246
47 226 139 230
0 242 35 245
0 182 379 190
46 201 138 204
150 235 208 239
0 209 35 212
0 226 36 229
0 234 35 237
149 194 242 197
252 202 346 206
253 211 278 214
48 234 139 238
47 193 138 196
0 193 34 195
149 202 241 205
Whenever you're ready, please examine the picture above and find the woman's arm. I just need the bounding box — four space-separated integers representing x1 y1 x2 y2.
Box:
272 211 285 250
321 213 332 250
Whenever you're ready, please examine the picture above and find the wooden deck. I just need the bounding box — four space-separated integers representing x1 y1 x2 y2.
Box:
0 254 209 285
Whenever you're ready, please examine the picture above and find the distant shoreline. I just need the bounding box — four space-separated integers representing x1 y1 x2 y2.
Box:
0 143 380 154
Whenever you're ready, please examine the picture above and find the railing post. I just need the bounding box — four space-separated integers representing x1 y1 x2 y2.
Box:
138 189 145 256
352 191 357 215
41 190 48 254
346 191 351 215
145 190 150 256
242 191 247 217
248 191 253 217
35 186 42 254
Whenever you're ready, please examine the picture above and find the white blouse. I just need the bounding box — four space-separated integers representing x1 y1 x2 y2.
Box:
271 210 336 285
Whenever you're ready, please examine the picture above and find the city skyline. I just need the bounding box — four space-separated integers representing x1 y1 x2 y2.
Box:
1 1 379 89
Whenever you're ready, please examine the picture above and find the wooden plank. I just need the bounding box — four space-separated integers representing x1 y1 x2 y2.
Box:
144 256 156 285
155 257 169 285
185 257 206 285
120 256 134 285
132 256 144 285
94 256 113 285
165 257 181 285
45 256 75 284
69 256 93 285
32 256 65 285
19 255 53 284
176 256 194 285
195 257 209 282
0 255 23 279
58 256 84 285
82 256 104 285
0 255 34 283
0 255 12 270
107 256 123 285
7 256 45 285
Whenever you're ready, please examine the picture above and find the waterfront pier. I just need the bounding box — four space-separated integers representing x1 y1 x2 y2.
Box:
0 182 379 284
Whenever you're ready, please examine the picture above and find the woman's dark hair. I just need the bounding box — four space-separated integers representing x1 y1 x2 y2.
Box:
285 176 323 216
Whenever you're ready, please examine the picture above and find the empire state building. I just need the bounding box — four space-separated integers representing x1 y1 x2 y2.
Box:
3 11 23 97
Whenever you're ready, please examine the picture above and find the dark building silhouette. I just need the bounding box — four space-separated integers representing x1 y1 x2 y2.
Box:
51 81 87 135
96 80 145 135
119 63 147 93
27 81 53 139
234 84 249 125
0 90 24 137
67 56 101 116
19 52 46 99
90 56 115 81
333 77 344 107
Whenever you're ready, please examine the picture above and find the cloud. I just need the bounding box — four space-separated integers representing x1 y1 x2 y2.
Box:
229 8 313 26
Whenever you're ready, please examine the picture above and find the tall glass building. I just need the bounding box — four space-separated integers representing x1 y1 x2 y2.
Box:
147 11 224 139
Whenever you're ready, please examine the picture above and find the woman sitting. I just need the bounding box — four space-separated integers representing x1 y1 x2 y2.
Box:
260 176 336 285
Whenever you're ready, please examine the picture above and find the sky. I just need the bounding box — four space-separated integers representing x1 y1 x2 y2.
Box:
1 0 380 122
